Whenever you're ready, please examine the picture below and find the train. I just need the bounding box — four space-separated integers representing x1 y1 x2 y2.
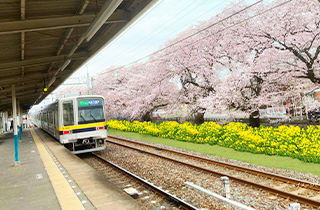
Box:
31 95 107 154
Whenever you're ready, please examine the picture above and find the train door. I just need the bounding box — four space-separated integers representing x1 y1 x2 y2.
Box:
62 100 74 126
45 111 49 131
54 109 58 138
48 111 52 133
49 109 55 135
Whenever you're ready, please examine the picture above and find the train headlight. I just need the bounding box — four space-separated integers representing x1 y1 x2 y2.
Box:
96 126 105 130
63 130 71 135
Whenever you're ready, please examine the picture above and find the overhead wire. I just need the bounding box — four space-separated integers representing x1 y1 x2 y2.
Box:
101 0 264 73
102 0 228 69
86 0 165 66
92 0 240 73
89 0 212 72
101 0 214 67
100 0 293 75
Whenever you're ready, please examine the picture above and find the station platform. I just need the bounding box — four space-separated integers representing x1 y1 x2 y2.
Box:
0 128 140 210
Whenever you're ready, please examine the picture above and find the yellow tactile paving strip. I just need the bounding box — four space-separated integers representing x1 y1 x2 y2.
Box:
30 128 85 210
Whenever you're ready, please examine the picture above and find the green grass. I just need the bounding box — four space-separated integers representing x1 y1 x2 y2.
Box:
108 129 320 176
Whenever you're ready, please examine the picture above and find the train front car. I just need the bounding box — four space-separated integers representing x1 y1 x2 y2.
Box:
59 95 107 154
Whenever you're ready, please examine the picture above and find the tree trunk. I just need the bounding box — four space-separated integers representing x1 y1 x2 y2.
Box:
249 110 260 127
190 112 205 124
142 111 152 122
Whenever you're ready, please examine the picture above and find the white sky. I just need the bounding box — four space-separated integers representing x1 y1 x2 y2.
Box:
47 0 262 103
33 0 284 109
69 0 249 80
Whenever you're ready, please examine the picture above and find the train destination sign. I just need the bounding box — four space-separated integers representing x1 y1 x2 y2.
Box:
79 100 101 106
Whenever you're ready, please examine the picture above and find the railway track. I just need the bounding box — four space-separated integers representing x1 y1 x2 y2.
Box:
81 153 199 210
104 135 320 209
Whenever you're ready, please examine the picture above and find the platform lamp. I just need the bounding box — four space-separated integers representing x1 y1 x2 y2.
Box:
44 77 56 92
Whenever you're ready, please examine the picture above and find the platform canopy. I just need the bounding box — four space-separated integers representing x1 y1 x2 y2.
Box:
0 0 157 112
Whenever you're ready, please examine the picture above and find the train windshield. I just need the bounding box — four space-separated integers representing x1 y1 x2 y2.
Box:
77 98 105 124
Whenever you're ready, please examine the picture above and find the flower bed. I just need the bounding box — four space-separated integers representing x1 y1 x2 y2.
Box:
106 120 320 163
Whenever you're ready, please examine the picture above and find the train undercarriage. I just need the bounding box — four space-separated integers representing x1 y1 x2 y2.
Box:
65 138 106 154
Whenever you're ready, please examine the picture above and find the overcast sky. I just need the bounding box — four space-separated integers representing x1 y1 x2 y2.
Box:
69 0 249 80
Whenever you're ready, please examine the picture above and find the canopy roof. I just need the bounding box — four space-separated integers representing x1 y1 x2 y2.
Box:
0 0 156 112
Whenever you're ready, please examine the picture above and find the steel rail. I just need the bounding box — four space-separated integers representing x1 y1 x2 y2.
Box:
92 153 199 210
108 135 320 191
106 136 320 208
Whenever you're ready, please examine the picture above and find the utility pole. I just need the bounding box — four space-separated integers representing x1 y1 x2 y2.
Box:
86 66 91 95
91 77 94 94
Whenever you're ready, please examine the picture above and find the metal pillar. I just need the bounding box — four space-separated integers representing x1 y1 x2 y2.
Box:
0 112 3 134
1 112 5 133
18 101 22 141
5 112 10 131
4 112 7 131
12 85 19 165
3 112 6 132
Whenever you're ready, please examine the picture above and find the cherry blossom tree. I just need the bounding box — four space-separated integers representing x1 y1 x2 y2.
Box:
156 15 239 124
224 0 320 125
93 62 179 121
154 1 267 124
200 0 320 126
93 0 320 126
93 66 130 119
244 0 320 84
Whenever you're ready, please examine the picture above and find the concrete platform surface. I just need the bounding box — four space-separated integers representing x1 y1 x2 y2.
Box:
0 130 61 210
35 127 141 210
0 128 141 210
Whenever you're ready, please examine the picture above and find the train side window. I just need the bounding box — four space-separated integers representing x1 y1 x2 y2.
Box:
55 111 58 126
51 112 53 124
63 101 74 126
48 112 52 123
